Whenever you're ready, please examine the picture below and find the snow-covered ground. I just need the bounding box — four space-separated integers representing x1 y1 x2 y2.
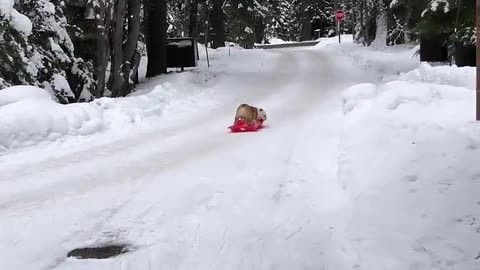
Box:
0 35 479 270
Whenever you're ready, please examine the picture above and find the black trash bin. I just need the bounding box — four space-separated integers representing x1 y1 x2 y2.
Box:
419 37 448 62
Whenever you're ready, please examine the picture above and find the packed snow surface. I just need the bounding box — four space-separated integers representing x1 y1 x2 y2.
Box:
0 35 478 270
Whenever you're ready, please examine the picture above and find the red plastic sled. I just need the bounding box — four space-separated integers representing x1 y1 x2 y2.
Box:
228 119 264 133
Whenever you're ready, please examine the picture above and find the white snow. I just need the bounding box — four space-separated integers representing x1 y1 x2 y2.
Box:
10 9 32 36
267 37 290 44
0 85 53 106
43 1 56 14
0 0 14 16
0 81 209 150
0 0 32 36
339 80 479 269
397 62 476 90
52 74 75 99
168 40 192 48
0 35 478 270
389 0 399 8
423 0 451 17
430 0 450 13
342 83 377 114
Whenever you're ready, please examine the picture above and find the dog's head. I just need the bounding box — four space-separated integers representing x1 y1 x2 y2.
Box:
258 108 267 121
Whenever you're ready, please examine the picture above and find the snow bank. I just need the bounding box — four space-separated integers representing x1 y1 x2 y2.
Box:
315 35 420 82
343 80 474 123
312 35 479 268
0 82 196 151
338 64 479 269
397 62 476 90
342 83 377 114
0 85 53 106
0 98 104 151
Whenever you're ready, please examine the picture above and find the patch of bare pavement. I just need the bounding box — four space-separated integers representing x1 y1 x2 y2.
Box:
67 244 130 259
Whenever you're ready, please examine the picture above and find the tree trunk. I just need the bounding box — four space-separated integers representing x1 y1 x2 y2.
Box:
145 0 168 77
361 0 368 45
94 0 111 98
121 0 142 96
110 0 126 97
403 4 412 43
356 1 365 44
210 0 225 48
386 5 405 46
188 0 199 38
300 0 312 41
254 16 264 44
351 0 357 38
476 0 480 121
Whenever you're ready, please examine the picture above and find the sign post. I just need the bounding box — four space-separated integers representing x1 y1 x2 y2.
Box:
335 9 345 44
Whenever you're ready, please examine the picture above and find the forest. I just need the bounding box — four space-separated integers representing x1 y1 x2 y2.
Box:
0 0 476 104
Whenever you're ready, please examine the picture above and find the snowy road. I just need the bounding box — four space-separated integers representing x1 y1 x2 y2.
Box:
0 48 354 270
2 40 479 270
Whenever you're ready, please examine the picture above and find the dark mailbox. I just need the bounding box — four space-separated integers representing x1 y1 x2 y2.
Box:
166 37 198 69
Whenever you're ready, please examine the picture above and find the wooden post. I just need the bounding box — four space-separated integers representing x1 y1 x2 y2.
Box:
337 20 341 44
477 0 480 120
196 39 200 60
205 11 210 68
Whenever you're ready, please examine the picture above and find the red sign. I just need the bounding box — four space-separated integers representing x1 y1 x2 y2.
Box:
335 10 345 21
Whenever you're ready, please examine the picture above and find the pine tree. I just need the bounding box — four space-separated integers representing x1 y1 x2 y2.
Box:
167 0 189 37
145 0 168 77
224 0 257 47
2 0 96 103
0 5 35 89
415 0 475 45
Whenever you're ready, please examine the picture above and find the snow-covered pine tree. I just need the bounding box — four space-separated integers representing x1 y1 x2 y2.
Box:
264 0 286 41
309 0 334 39
262 0 300 42
416 0 475 45
0 1 35 89
265 0 337 42
167 0 189 37
224 0 258 48
348 0 386 45
416 0 475 65
281 0 302 41
14 0 94 103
